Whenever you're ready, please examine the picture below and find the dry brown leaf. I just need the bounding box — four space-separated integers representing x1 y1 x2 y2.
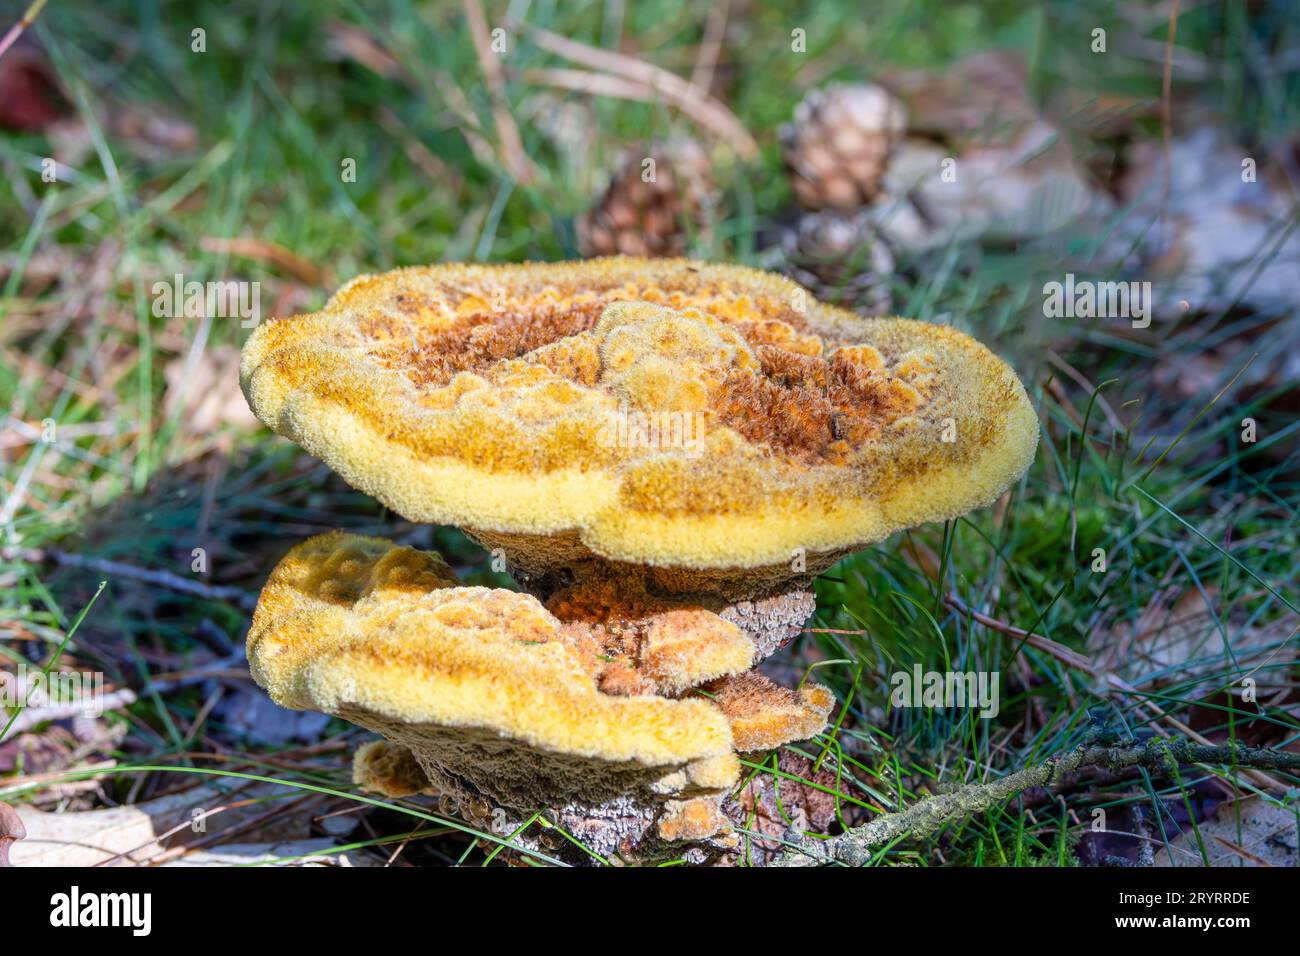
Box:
876 122 1096 250
1098 586 1295 687
164 344 260 438
1154 797 1299 867
1114 127 1300 317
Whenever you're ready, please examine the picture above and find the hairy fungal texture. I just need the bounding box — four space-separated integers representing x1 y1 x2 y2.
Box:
702 671 836 752
241 257 1039 579
374 288 925 464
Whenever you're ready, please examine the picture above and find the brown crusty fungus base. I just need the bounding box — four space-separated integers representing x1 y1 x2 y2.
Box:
479 533 824 665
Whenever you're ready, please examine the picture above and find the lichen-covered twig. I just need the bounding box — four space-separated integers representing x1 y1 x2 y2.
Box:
771 737 1300 867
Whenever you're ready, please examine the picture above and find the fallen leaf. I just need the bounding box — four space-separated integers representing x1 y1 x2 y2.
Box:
9 780 310 866
881 51 1038 146
163 344 260 438
1154 797 1299 867
875 121 1098 250
1113 127 1300 317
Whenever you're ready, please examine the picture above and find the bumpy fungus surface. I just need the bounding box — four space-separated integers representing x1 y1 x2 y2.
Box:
703 672 836 753
241 258 1038 579
545 572 759 696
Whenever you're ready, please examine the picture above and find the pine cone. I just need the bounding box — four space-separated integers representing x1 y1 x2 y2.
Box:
777 209 895 315
781 84 907 211
577 141 714 258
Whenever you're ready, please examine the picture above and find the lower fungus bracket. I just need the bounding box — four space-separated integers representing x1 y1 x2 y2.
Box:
249 532 833 864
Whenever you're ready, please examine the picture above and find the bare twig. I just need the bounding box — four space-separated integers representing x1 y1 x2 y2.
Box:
0 688 137 742
944 592 1098 674
145 647 248 694
8 546 258 612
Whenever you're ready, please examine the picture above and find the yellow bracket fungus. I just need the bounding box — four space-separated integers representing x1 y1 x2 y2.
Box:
239 257 1038 864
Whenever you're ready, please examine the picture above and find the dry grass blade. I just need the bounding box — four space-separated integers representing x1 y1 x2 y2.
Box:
0 0 47 62
462 0 537 185
378 107 464 193
198 237 330 286
689 1 729 94
324 18 402 77
1045 352 1125 435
